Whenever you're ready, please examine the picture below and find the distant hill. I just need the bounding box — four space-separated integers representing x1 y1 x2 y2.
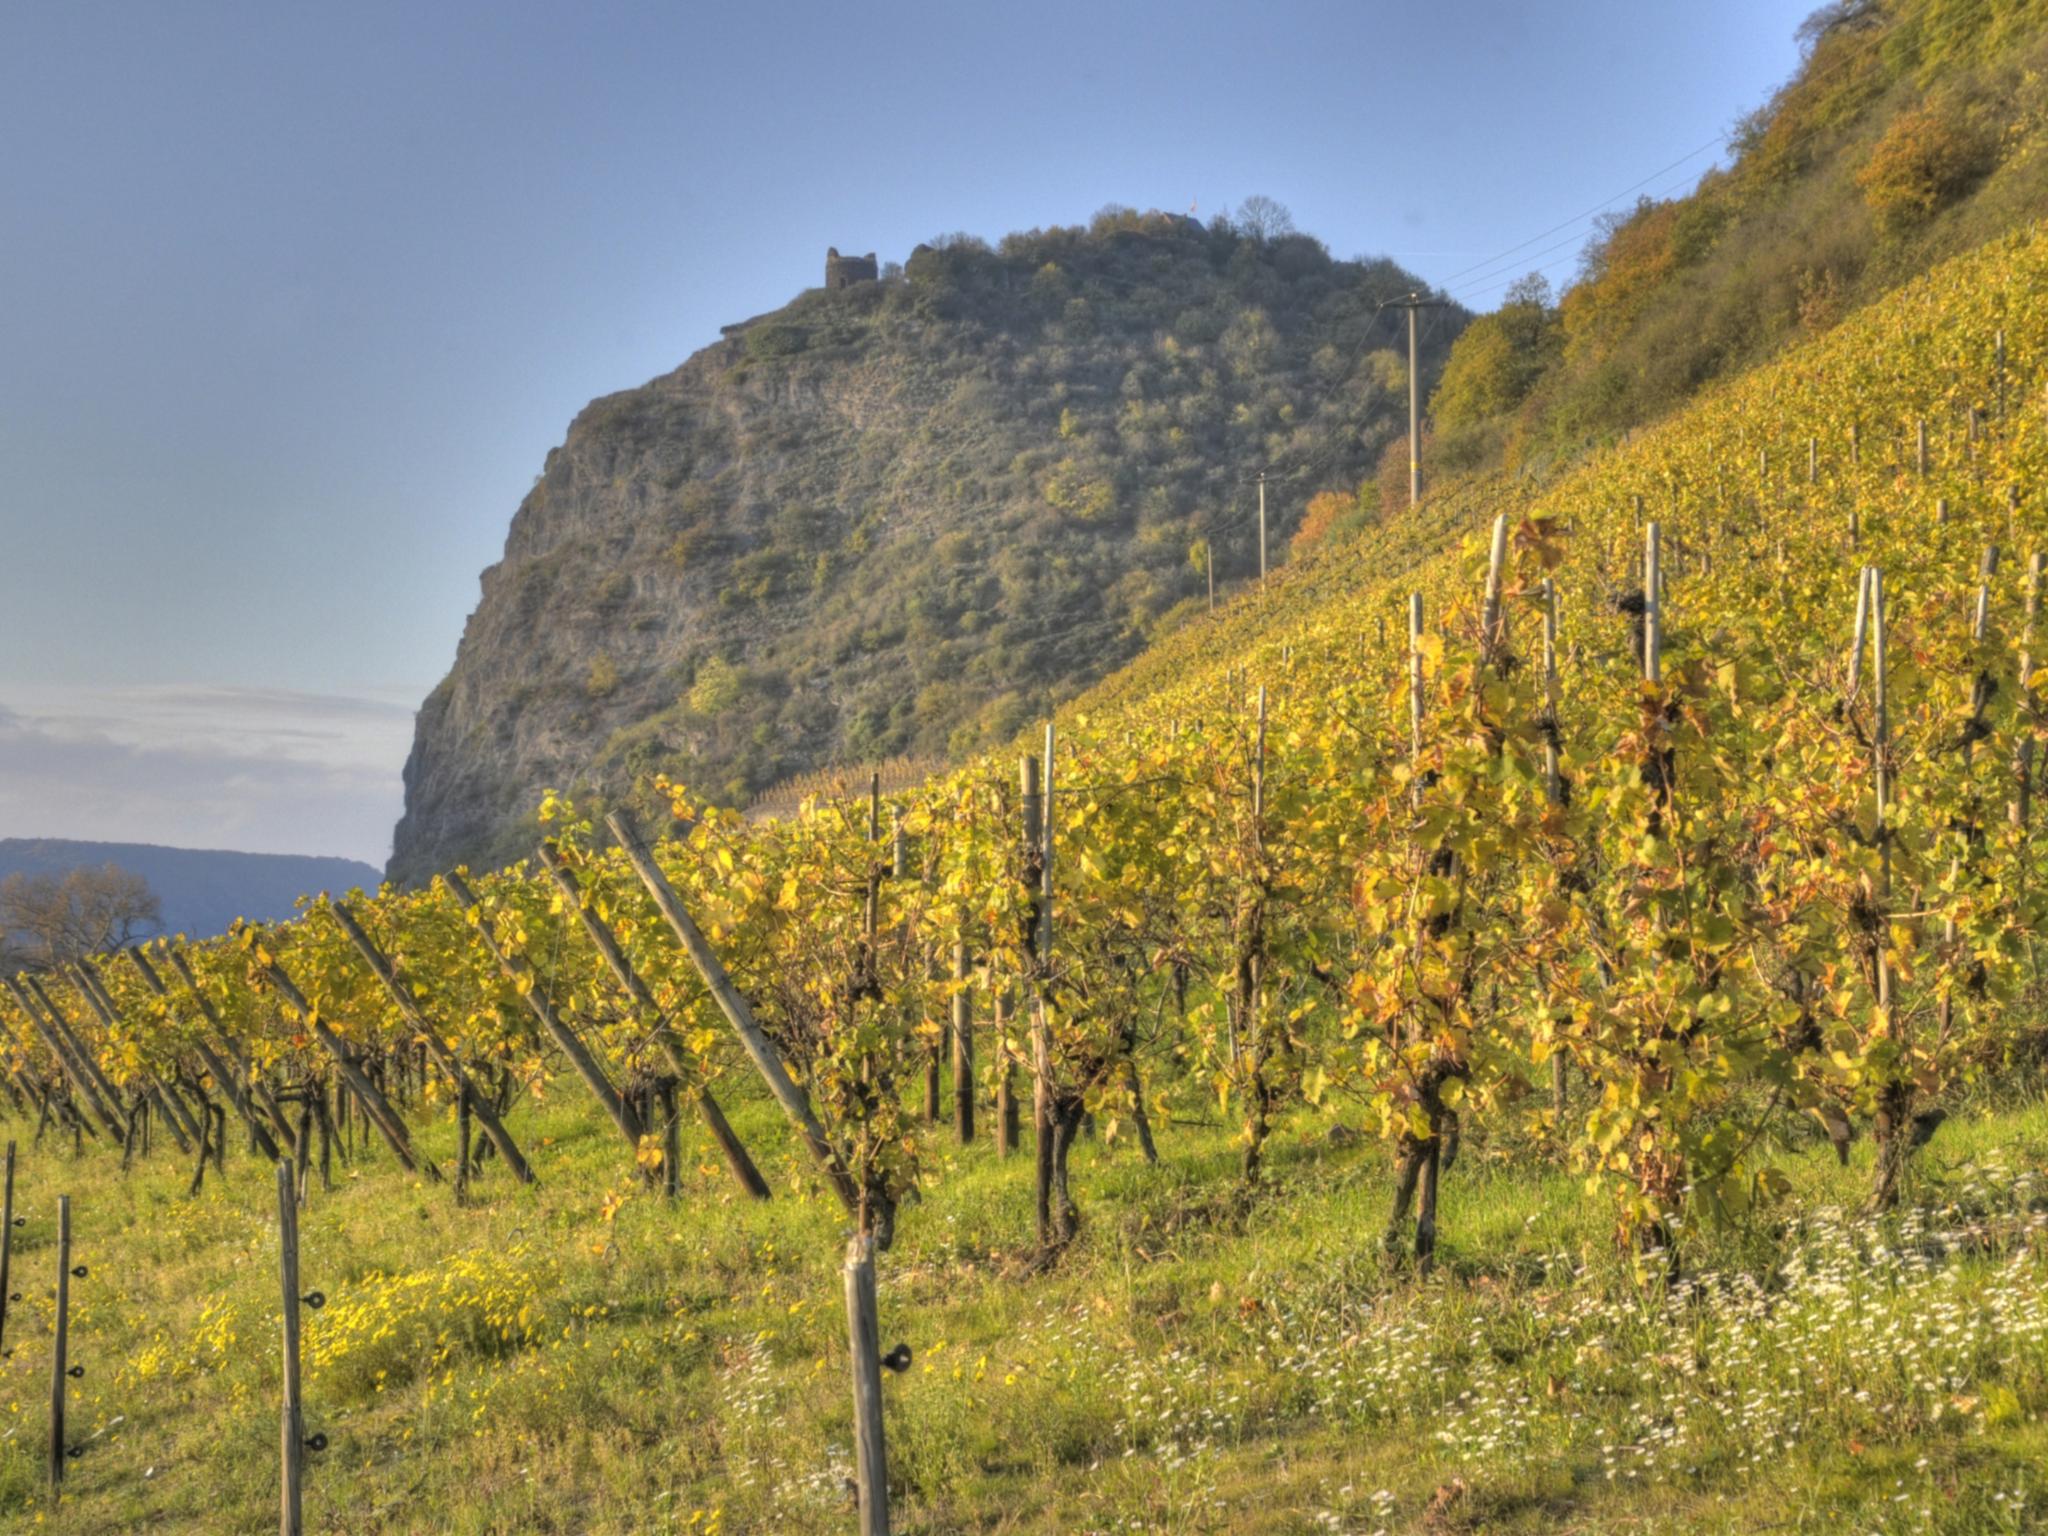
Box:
0 839 381 943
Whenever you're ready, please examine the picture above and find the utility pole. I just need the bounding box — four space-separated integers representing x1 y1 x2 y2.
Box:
1257 471 1267 592
1388 292 1449 508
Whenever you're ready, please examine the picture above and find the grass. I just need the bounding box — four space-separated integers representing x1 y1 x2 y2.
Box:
0 1081 2044 1533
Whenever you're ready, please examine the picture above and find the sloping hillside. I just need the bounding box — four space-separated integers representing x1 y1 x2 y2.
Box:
1424 0 2048 475
392 215 1461 883
10 222 2048 1536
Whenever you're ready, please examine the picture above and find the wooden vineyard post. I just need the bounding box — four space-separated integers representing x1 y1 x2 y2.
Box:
1644 523 1663 686
660 1083 680 1202
0 1141 12 1359
128 947 279 1153
455 1085 471 1206
1023 734 1058 1252
950 942 973 1144
2016 552 2043 831
606 812 860 1219
994 992 1017 1157
1541 578 1568 1120
844 1233 890 1536
1916 419 1928 478
278 1159 306 1536
536 844 770 1201
49 1194 71 1503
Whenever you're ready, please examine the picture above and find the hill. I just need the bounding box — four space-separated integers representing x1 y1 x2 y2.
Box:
390 213 1463 883
5 205 2047 1533
1418 0 2048 478
0 838 381 942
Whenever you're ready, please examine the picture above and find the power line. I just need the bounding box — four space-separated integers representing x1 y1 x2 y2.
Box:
1433 15 1895 304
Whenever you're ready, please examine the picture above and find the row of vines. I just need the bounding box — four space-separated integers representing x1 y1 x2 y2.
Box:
5 228 2048 1299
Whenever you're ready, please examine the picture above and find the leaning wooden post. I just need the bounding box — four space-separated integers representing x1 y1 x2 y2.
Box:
327 900 536 1184
844 1232 890 1536
605 813 860 1218
0 1141 12 1358
278 1160 304 1536
250 956 428 1178
444 870 644 1150
49 1194 70 1504
3 978 121 1141
156 949 299 1156
950 942 973 1145
125 949 281 1161
536 843 770 1201
27 979 128 1136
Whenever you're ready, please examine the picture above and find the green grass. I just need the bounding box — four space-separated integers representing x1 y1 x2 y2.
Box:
0 1083 2045 1533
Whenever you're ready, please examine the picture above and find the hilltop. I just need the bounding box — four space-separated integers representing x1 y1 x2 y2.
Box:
391 213 1461 883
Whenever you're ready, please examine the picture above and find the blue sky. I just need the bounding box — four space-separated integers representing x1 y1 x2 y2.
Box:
0 0 1808 863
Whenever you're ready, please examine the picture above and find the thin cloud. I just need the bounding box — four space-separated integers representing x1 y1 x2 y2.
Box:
0 684 418 865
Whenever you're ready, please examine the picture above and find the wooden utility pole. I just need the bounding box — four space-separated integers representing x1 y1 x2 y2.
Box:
1409 302 1421 504
1257 472 1267 592
1389 292 1448 507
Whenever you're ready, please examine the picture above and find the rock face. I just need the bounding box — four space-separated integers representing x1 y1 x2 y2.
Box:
390 212 1460 883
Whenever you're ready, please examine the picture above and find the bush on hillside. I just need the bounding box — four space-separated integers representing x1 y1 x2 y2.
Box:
1856 101 1996 231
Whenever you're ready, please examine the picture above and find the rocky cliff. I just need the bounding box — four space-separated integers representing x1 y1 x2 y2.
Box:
391 210 1460 882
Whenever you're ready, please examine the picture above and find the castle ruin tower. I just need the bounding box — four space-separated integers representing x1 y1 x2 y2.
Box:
824 246 879 289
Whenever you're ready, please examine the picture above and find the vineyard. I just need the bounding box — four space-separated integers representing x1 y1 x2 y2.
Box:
5 223 2048 1533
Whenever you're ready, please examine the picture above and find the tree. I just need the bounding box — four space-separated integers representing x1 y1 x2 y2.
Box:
1430 274 1563 434
1235 195 1295 242
0 863 163 969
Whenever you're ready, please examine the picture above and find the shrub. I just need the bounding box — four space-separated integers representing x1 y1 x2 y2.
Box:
1857 103 1994 233
1290 487 1364 557
687 656 742 717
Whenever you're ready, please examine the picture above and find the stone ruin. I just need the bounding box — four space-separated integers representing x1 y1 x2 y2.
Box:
825 247 878 290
